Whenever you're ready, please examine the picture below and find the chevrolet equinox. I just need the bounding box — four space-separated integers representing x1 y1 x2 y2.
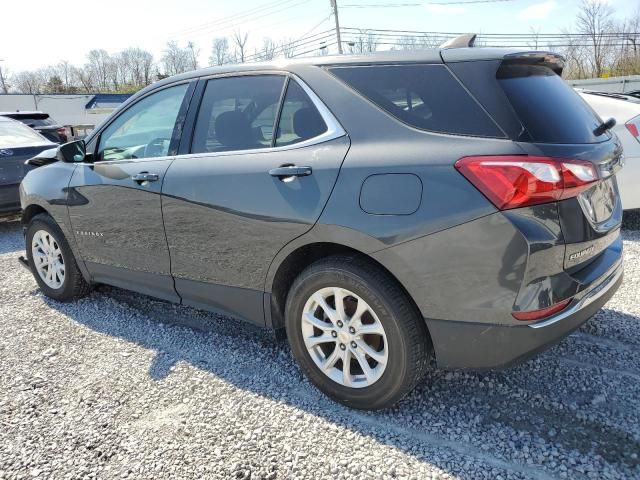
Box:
19 46 624 409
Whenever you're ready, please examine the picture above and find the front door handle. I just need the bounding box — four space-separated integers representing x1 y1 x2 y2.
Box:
269 165 312 180
132 172 159 184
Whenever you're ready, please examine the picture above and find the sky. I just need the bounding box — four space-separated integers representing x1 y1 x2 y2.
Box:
0 0 638 72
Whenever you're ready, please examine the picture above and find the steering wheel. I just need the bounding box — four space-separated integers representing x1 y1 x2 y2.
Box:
144 137 170 158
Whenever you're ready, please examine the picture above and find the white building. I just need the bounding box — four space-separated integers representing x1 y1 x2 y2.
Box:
0 93 131 130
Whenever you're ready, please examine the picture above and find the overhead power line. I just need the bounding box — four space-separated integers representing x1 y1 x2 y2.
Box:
243 30 336 61
341 0 516 7
172 0 306 37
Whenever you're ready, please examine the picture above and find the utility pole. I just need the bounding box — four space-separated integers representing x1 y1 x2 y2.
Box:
330 0 343 54
0 60 8 94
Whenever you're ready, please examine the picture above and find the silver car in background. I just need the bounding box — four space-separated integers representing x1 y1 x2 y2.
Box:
578 90 640 210
0 116 56 215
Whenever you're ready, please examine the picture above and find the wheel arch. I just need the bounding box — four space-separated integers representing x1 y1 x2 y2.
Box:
267 241 432 348
21 204 49 225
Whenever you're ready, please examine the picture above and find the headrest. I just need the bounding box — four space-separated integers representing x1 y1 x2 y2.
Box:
293 107 326 140
215 110 253 149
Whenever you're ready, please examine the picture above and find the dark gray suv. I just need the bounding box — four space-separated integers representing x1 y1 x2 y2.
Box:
19 47 624 409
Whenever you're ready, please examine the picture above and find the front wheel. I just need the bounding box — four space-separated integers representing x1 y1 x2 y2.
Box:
26 214 90 301
285 256 432 410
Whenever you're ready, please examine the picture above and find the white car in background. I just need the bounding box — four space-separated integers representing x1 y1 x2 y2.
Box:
577 90 640 210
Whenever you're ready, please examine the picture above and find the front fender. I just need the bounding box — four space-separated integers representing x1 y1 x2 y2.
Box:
20 163 90 282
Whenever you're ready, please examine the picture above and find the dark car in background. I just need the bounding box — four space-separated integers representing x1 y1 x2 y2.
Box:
0 111 69 144
0 116 56 215
19 46 624 409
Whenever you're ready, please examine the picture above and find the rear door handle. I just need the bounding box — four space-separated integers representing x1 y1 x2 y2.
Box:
132 172 159 184
268 165 312 179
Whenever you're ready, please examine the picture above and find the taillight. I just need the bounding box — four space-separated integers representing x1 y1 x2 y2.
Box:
56 127 68 136
626 116 640 143
455 156 599 210
512 298 571 321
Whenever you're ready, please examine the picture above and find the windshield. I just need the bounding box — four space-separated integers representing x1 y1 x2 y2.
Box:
0 120 48 147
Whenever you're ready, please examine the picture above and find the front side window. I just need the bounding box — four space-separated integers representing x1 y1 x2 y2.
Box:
275 80 327 147
191 75 286 154
97 83 189 161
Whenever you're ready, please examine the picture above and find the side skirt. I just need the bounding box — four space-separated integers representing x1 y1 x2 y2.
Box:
175 278 266 327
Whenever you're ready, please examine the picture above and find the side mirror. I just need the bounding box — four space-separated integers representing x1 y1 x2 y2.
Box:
26 147 59 167
26 140 86 167
57 140 86 163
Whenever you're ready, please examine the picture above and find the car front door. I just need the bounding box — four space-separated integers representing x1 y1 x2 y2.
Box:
161 74 349 324
67 82 194 301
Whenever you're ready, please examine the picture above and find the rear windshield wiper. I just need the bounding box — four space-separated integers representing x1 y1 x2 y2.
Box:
593 117 616 137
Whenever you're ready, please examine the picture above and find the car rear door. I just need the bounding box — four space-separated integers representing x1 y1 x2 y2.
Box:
67 81 195 301
161 73 349 324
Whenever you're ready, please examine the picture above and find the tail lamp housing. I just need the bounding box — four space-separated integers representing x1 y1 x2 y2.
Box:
626 116 640 143
455 155 599 210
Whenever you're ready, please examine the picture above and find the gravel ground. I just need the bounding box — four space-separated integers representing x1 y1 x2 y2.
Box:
1 213 639 480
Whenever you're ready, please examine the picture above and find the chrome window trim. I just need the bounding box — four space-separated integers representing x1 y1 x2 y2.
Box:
87 72 346 166
177 72 346 161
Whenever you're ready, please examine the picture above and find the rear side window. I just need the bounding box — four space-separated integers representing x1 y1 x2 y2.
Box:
497 64 603 144
191 75 286 154
275 80 327 147
329 64 503 137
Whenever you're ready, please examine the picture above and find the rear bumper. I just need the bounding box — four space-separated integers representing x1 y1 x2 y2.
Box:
427 260 623 370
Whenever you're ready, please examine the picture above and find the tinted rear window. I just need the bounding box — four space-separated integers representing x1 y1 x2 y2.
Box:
497 64 604 144
17 117 56 127
329 64 503 137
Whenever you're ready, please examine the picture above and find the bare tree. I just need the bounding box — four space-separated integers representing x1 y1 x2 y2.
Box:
210 37 230 66
346 31 378 54
161 41 191 76
0 64 11 94
232 31 249 63
86 49 112 92
279 37 297 58
576 0 615 77
257 37 278 61
395 35 418 50
124 48 154 86
528 27 542 50
11 70 47 94
186 41 200 70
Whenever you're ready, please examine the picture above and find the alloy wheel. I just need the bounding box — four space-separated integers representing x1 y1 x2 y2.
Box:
31 230 65 289
301 287 388 388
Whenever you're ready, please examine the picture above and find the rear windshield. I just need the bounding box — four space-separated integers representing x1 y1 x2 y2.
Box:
329 64 503 137
497 64 604 144
16 117 56 127
0 120 47 146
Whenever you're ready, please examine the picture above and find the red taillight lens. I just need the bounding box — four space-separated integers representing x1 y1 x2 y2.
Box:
56 127 68 135
455 156 599 210
512 298 571 321
626 117 640 143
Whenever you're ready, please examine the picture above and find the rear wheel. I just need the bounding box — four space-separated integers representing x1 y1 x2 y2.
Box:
26 214 90 301
285 256 431 410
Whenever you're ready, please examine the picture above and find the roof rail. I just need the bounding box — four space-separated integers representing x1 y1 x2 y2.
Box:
440 33 477 50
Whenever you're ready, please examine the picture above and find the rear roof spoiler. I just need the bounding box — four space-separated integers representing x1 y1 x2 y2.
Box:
440 46 565 75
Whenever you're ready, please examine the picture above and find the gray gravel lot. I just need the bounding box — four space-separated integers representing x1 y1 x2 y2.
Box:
1 214 639 480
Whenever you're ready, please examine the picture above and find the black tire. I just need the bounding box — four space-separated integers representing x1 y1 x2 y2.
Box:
26 213 91 301
285 255 432 410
